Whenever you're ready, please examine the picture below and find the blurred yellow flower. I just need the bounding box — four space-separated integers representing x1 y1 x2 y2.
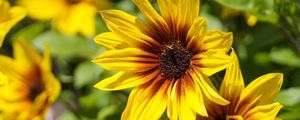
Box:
197 50 283 120
0 0 26 47
17 0 110 37
221 7 257 27
93 0 233 119
0 42 61 120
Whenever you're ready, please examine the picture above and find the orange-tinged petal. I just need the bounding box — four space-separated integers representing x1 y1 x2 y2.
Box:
94 32 129 50
94 70 159 91
220 49 244 110
203 30 233 52
236 73 283 115
92 48 158 72
176 0 200 26
227 115 244 120
190 68 229 105
244 102 282 120
186 17 206 53
157 0 199 26
192 51 232 76
100 10 161 51
168 80 196 120
122 77 171 120
185 75 208 116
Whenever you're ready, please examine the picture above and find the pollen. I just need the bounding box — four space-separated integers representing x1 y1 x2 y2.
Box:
158 42 193 80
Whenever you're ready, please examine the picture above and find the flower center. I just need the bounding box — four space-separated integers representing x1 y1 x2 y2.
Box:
67 0 81 4
158 42 193 80
26 68 45 101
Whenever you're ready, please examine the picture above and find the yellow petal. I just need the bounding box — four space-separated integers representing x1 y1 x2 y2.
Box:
100 10 161 51
54 2 96 37
236 73 283 115
92 48 158 72
40 44 61 103
0 2 26 47
17 0 63 20
157 0 199 26
0 72 8 85
0 77 29 102
192 51 232 76
168 80 196 120
13 42 41 71
227 115 244 120
122 77 171 120
94 32 129 50
244 102 282 120
0 55 23 78
220 49 244 110
190 68 229 105
177 0 200 26
203 30 233 53
186 17 206 53
184 75 208 116
94 70 159 91
132 0 168 29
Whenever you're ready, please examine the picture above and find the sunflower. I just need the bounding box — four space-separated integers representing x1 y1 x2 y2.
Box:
17 0 110 37
93 0 233 119
197 50 283 120
0 0 26 47
0 42 61 120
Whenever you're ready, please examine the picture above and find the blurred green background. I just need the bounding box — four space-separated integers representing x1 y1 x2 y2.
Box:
1 0 300 119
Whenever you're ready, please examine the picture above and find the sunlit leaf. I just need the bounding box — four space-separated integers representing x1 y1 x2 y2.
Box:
74 61 104 89
270 48 300 67
276 87 300 106
33 31 100 59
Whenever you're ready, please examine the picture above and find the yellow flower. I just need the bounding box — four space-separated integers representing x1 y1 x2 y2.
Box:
197 50 283 120
93 0 233 119
221 7 257 27
0 42 61 120
17 0 107 37
0 0 26 47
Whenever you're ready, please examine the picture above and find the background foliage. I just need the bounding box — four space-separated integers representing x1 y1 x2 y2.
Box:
1 0 300 119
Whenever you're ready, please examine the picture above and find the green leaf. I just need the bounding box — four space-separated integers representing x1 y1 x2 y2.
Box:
201 4 226 31
214 0 278 24
74 61 104 89
279 111 300 120
57 110 79 120
214 0 253 11
270 48 300 67
276 87 300 106
97 105 118 120
33 31 100 59
12 22 48 42
79 90 111 109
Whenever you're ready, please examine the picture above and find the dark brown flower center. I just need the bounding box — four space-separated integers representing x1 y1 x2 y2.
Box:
158 42 193 80
67 0 81 4
26 68 45 102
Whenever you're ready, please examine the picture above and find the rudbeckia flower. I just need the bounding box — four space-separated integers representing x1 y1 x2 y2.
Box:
0 0 26 47
0 42 61 120
93 0 233 119
197 50 283 120
221 7 257 27
17 0 108 37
